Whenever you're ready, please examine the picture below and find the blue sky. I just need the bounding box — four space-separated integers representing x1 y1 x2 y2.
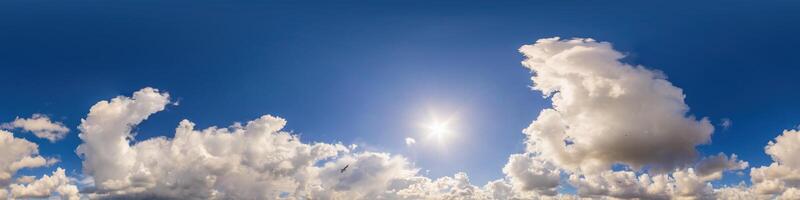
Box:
2 0 800 199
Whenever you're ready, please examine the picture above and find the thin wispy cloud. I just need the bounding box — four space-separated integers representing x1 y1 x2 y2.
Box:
720 118 733 130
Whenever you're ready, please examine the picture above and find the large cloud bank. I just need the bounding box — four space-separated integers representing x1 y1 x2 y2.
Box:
496 37 751 199
4 37 800 199
73 88 535 199
502 37 800 200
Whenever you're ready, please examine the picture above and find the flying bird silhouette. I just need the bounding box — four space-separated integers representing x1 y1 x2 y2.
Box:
340 164 349 173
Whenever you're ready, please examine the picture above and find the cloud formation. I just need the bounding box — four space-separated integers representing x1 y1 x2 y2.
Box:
0 130 50 186
749 129 800 198
517 37 715 174
73 88 535 199
0 130 80 199
75 88 342 198
8 168 80 200
1 114 69 142
695 153 748 182
494 37 761 200
502 154 560 196
569 169 704 199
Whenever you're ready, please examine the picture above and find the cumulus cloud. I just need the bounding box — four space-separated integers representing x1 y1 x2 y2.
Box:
0 130 50 186
516 37 714 174
695 153 748 181
675 128 800 200
780 187 800 199
713 184 765 200
381 171 568 200
8 168 80 200
404 137 416 146
568 170 670 199
311 152 417 199
502 154 560 196
480 179 549 200
310 152 551 200
75 88 346 198
748 129 800 197
388 172 490 200
765 129 800 169
1 114 69 142
0 130 79 199
566 167 738 199
497 37 759 200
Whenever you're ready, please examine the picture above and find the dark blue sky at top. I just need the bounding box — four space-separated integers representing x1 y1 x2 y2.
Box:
1 0 799 187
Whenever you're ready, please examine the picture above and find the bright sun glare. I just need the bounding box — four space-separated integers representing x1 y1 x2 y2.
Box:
417 109 459 145
423 116 456 144
427 122 449 139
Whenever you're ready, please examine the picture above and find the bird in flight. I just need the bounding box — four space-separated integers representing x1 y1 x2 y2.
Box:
340 164 349 173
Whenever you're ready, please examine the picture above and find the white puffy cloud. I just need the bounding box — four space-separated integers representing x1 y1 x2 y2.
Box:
311 152 417 199
0 129 79 199
502 154 560 196
75 88 347 198
567 168 720 200
8 168 80 200
568 170 664 199
748 129 800 197
481 179 546 200
310 152 559 200
75 87 171 190
779 187 800 200
517 37 715 174
381 172 560 200
671 168 715 199
503 37 755 199
384 172 485 199
405 137 416 146
712 183 772 200
0 130 50 186
1 114 70 142
697 129 800 199
765 130 800 169
308 152 547 200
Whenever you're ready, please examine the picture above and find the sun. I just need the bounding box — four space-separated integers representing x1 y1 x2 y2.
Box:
423 115 457 144
426 121 450 139
415 109 459 145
